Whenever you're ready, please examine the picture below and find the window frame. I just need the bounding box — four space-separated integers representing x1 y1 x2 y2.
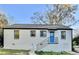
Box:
30 30 36 37
40 31 47 37
14 29 19 39
61 31 66 40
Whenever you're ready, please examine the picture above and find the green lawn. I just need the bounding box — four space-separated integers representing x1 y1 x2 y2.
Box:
0 49 30 55
0 49 71 55
35 51 71 55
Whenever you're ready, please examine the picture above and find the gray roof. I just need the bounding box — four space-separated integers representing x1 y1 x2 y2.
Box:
3 24 72 30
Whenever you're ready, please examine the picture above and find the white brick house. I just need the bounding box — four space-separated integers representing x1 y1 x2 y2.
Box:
2 24 72 52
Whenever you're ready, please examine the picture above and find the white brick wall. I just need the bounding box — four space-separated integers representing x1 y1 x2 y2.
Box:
3 29 72 52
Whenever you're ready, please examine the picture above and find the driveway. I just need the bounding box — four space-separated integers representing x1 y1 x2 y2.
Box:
69 46 79 55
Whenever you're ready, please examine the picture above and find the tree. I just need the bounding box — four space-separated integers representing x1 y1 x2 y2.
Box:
0 12 8 28
31 12 48 24
31 4 78 26
73 36 79 45
0 11 8 36
0 11 9 47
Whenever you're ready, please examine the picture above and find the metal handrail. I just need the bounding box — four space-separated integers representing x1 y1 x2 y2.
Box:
36 37 58 50
36 37 50 50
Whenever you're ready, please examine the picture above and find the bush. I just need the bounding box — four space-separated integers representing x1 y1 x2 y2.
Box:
73 36 79 45
35 51 71 55
35 51 44 55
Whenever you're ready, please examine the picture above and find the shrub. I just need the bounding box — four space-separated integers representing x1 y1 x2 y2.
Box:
35 51 70 55
73 36 79 45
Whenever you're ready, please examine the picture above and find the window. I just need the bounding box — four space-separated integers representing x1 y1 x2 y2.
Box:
31 30 36 37
40 31 47 37
61 31 66 39
14 29 19 39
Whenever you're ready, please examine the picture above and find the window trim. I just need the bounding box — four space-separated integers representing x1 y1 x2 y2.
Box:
14 29 19 39
30 30 36 37
40 31 47 37
61 31 66 40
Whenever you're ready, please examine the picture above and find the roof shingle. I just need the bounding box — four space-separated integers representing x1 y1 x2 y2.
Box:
3 24 72 30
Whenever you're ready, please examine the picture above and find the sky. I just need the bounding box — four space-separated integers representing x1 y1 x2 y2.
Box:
0 4 47 24
0 4 79 29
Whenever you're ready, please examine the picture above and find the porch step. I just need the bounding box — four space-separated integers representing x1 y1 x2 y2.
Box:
36 37 49 50
36 37 58 50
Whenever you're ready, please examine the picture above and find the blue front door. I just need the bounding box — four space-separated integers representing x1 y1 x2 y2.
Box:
50 32 54 44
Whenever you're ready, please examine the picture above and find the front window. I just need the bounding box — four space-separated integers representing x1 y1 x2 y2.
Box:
40 31 47 37
31 30 36 37
14 29 19 39
61 31 66 39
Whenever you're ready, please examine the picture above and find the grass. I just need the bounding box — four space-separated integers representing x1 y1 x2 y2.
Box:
0 49 71 55
0 49 30 55
35 51 71 55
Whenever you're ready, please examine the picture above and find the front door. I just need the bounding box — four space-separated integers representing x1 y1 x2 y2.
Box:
50 32 54 44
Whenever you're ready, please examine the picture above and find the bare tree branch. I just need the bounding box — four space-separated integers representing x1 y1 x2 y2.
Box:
31 4 77 27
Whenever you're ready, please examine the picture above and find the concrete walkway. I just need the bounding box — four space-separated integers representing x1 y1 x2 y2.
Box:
69 51 79 55
68 46 79 55
29 50 36 55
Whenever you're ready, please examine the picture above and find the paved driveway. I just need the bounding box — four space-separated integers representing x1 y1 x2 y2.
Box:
69 46 79 55
74 46 79 52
